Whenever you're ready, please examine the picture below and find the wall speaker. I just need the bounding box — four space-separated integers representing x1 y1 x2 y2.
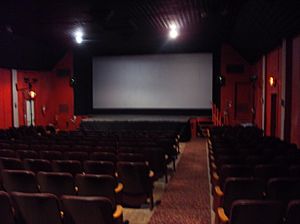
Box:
218 75 225 86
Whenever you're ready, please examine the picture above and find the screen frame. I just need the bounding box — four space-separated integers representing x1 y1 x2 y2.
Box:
74 50 220 116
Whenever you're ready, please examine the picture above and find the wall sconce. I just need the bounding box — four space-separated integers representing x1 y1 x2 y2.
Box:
28 90 36 99
269 76 276 87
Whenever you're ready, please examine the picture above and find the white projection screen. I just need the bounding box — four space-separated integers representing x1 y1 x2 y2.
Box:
93 53 212 109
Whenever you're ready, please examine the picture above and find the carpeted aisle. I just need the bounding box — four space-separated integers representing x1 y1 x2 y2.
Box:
149 138 210 224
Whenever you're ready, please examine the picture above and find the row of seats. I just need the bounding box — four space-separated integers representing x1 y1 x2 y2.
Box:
217 199 300 224
0 125 181 224
0 150 170 182
0 138 177 150
0 160 155 209
212 163 300 188
214 177 300 213
0 191 124 224
208 126 300 224
1 170 123 204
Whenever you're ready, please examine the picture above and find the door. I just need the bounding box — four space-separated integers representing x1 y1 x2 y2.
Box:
26 100 35 126
234 82 253 123
270 94 277 136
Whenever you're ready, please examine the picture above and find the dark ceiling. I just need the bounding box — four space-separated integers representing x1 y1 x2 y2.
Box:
0 0 299 70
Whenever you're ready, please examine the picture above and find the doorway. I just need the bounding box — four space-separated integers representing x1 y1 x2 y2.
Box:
26 100 35 126
270 94 277 136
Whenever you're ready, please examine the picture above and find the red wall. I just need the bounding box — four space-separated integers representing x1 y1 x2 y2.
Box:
0 69 13 128
220 44 253 125
0 52 80 130
264 47 283 137
253 59 263 129
251 34 300 144
290 34 300 146
17 70 54 126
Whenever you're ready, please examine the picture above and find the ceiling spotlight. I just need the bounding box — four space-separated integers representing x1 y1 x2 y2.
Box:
74 29 84 44
169 24 177 30
169 29 179 39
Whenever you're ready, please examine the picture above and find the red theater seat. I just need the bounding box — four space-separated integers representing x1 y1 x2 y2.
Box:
62 195 123 224
11 192 63 224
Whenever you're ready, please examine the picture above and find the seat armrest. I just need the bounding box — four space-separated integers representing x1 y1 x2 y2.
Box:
211 162 217 170
212 171 219 181
217 207 229 224
115 183 123 193
213 185 223 210
113 205 123 219
214 186 224 197
149 170 154 178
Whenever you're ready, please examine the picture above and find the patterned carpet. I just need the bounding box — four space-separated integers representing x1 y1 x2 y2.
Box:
149 138 210 224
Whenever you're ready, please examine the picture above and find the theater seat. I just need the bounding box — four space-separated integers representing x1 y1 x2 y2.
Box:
11 192 63 224
214 177 265 213
117 153 146 163
76 174 122 207
24 159 52 173
267 178 300 204
286 200 300 224
0 191 15 224
0 149 17 158
254 164 287 184
52 160 82 176
37 172 77 197
65 152 89 162
117 161 154 209
213 165 253 189
2 170 38 193
39 151 63 161
90 152 117 164
84 160 116 176
16 150 39 159
217 200 284 224
0 157 24 170
62 195 123 224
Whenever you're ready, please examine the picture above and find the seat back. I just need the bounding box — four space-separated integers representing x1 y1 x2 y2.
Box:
117 162 152 195
286 200 300 224
76 174 116 208
289 165 300 178
254 165 287 184
220 165 253 188
0 149 17 158
0 191 15 224
2 170 38 193
16 150 39 160
89 152 117 164
143 148 167 178
267 178 300 203
39 151 63 161
62 195 114 224
0 158 24 170
117 153 145 162
24 159 52 173
83 160 115 176
37 172 76 196
65 152 89 162
11 192 62 224
222 178 265 215
230 200 284 224
52 160 82 176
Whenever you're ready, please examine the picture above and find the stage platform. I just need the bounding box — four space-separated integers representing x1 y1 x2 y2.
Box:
82 115 210 123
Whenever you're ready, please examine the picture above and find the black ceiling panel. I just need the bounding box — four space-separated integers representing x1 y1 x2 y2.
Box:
0 0 299 69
